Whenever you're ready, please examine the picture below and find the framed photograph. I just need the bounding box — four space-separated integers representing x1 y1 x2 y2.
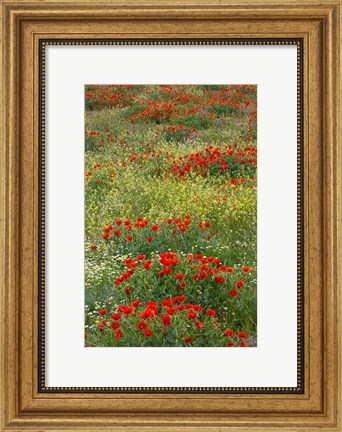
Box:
1 1 340 431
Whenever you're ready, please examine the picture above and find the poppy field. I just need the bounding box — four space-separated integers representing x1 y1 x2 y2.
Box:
85 84 257 347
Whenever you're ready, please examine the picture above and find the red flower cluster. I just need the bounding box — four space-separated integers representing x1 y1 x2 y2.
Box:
169 144 257 179
100 294 249 346
100 214 207 244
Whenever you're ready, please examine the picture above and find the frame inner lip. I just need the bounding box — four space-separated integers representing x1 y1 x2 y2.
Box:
38 38 304 393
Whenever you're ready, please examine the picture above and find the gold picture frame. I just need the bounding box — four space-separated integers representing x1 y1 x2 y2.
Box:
0 1 340 430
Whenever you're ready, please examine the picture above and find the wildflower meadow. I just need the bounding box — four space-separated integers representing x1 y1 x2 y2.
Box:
85 85 257 347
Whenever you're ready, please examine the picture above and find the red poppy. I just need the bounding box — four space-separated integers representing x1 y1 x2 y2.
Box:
184 336 193 343
103 234 109 240
110 322 120 329
148 301 158 307
143 260 152 269
238 332 247 339
227 342 235 347
126 236 133 241
136 254 146 261
161 299 173 307
240 340 248 347
179 282 187 290
124 306 132 314
114 229 121 235
236 281 244 288
195 321 204 329
111 313 121 320
90 245 98 250
151 224 159 231
144 329 152 337
176 273 184 280
187 312 197 319
131 300 140 308
115 329 123 339
161 315 171 326
137 321 146 330
206 309 215 317
230 289 238 297
125 288 133 295
224 329 234 337
242 266 250 272
147 236 153 242
166 307 175 315
99 309 106 316
141 307 158 319
214 275 225 283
